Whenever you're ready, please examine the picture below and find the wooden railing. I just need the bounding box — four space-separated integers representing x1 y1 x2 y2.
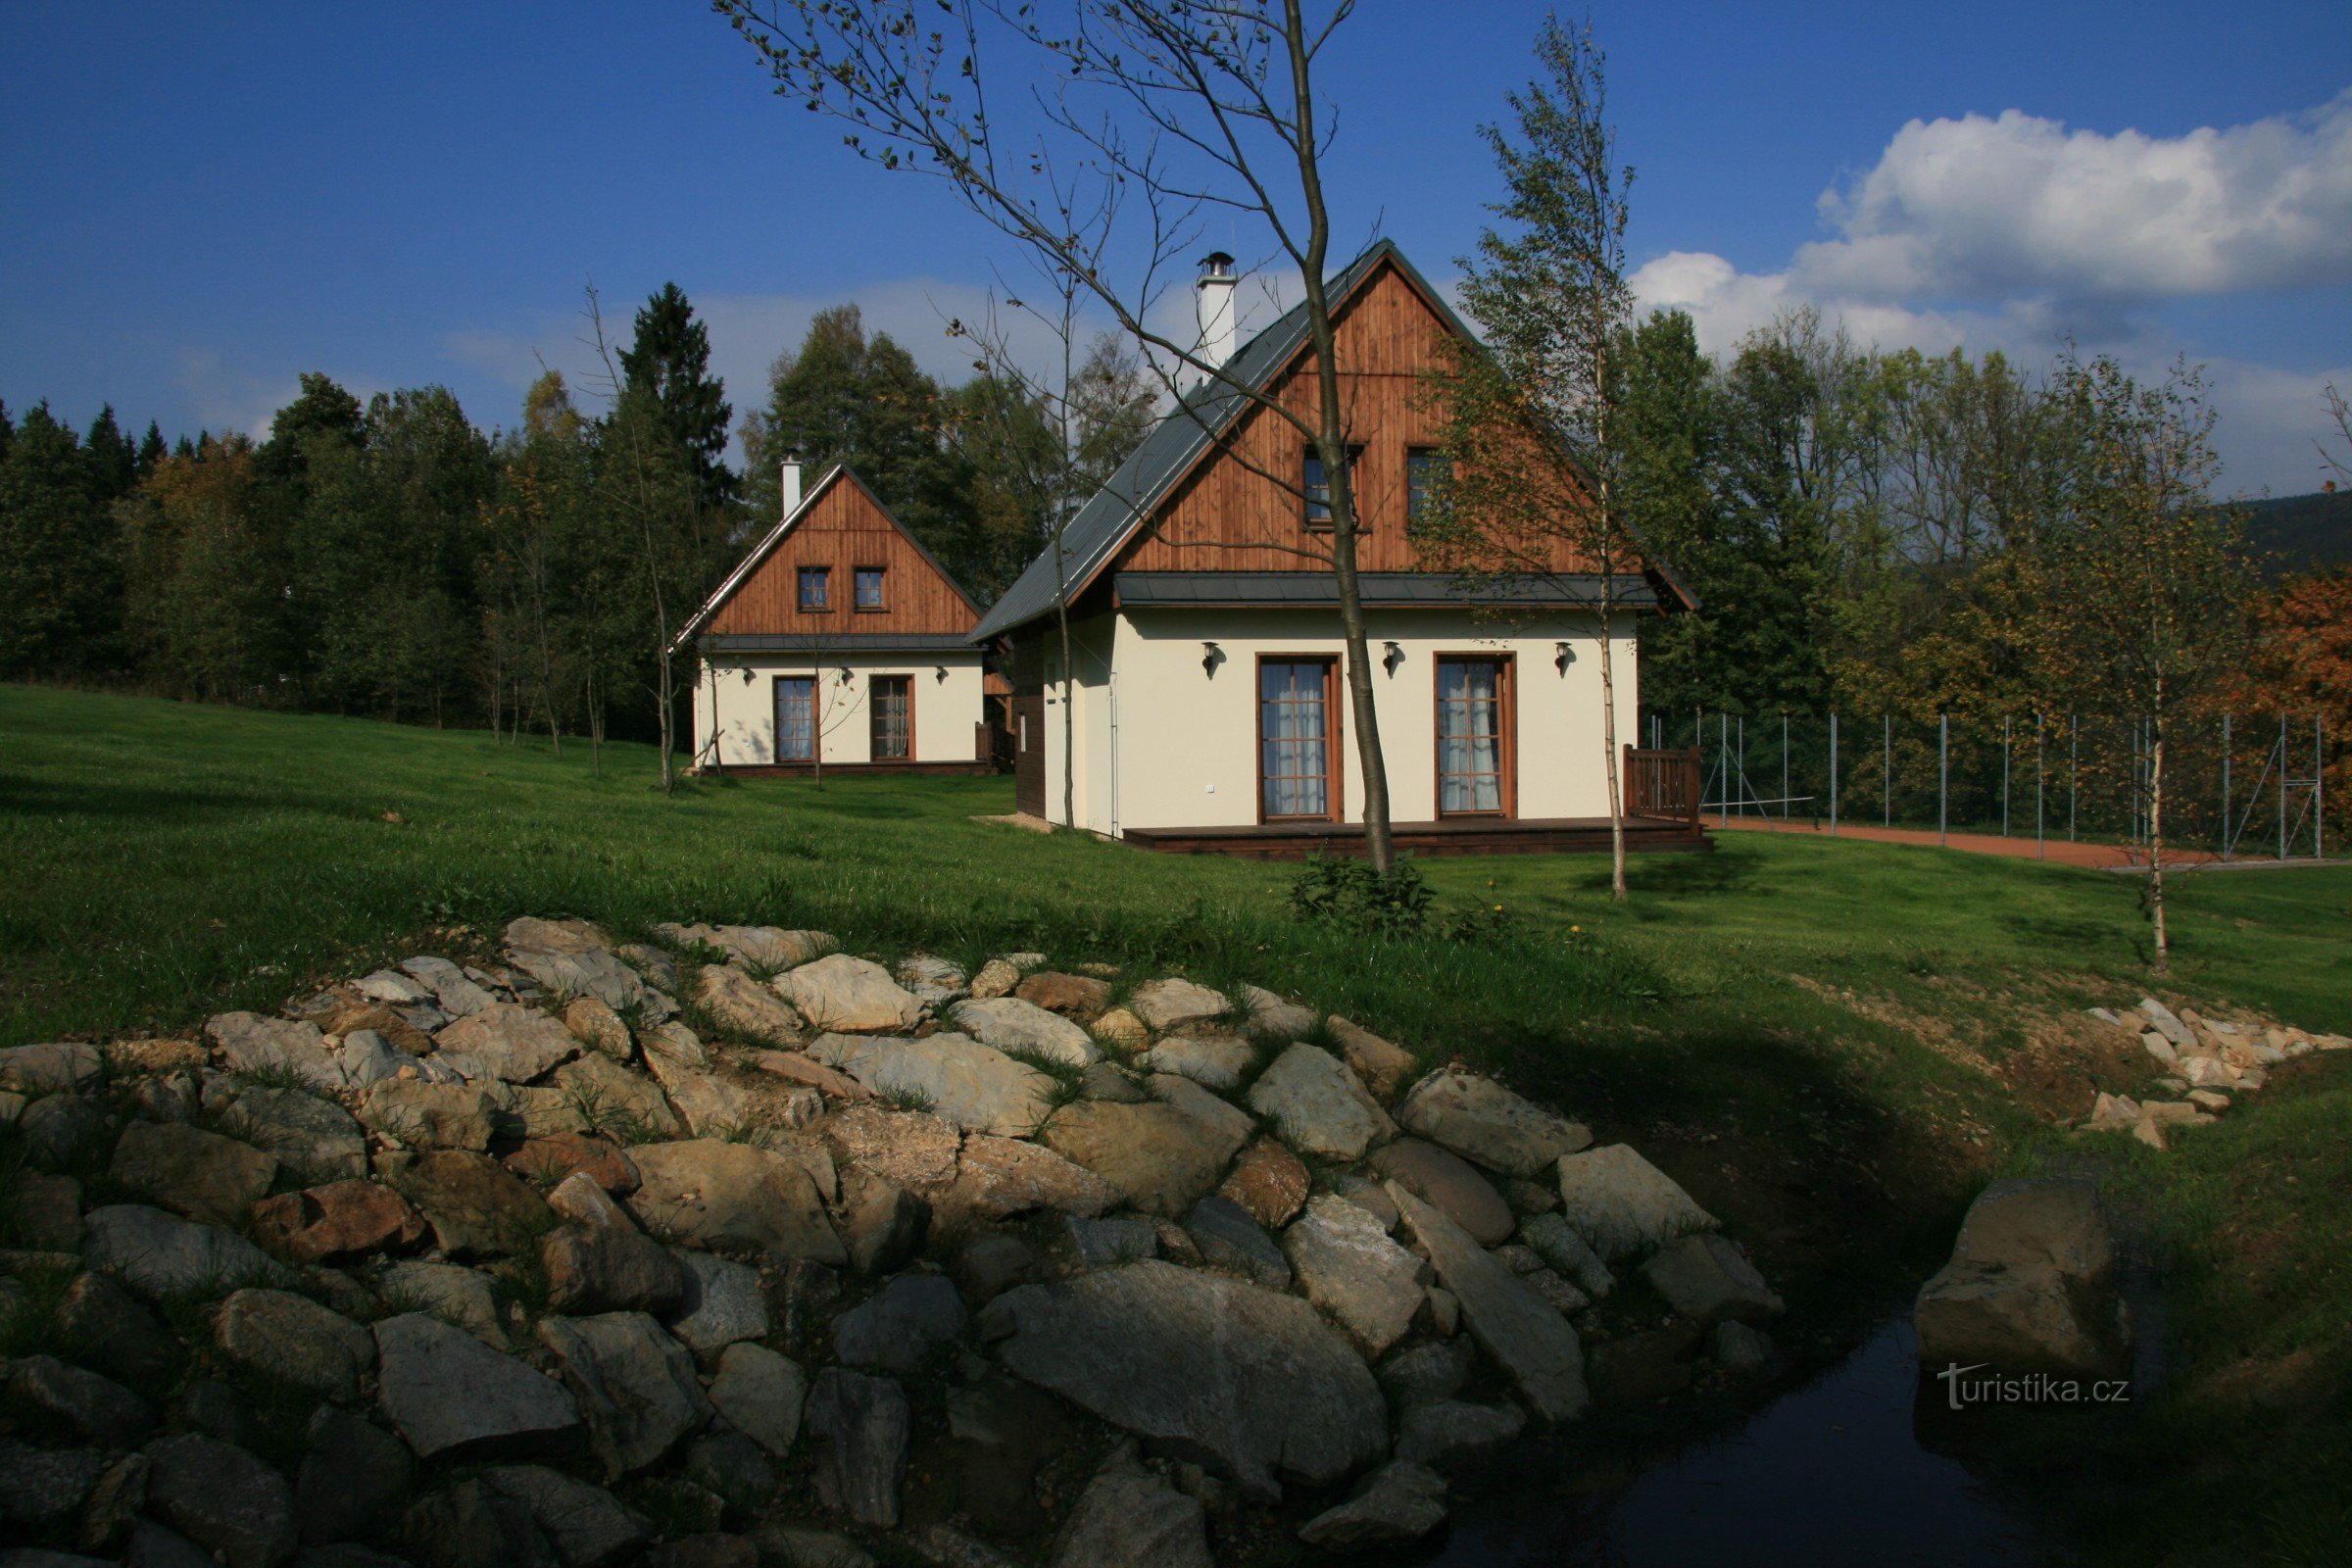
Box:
1624 746 1702 824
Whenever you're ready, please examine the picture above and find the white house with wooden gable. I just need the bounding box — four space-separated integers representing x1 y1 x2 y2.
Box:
681 462 992 774
967 240 1703 856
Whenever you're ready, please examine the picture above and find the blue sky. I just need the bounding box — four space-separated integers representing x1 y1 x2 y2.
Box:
4 2 2347 493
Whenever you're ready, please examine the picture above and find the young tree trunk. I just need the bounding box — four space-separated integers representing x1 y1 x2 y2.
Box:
2149 692 2170 975
1599 599 1627 903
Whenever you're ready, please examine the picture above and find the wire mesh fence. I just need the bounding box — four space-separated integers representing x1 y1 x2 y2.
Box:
1640 707 2333 860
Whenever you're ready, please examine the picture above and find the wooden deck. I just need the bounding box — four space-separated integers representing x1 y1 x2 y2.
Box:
1119 814 1712 859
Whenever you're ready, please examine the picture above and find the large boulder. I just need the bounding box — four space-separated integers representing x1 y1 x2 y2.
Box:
1050 1449 1212 1568
1041 1101 1237 1218
109 1121 279 1229
1279 1194 1426 1357
538 1312 712 1479
1396 1069 1591 1177
628 1139 845 1265
774 956 923 1034
806 1033 1051 1137
1553 1144 1717 1263
950 998 1101 1068
543 1225 687 1315
217 1087 368 1180
939 1134 1121 1222
981 1259 1387 1499
143 1433 297 1568
708 1343 807 1458
295 1410 415 1547
207 1013 340 1092
1390 1183 1588 1422
382 1151 553 1258
374 1313 582 1460
666 1250 770 1361
1913 1177 2131 1379
82 1204 293 1298
1245 1044 1394 1162
1368 1138 1513 1245
215 1289 377 1401
377 1260 509 1348
433 1004 580 1084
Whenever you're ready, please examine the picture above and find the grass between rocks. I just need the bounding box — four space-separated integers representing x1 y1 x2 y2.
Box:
4 682 2351 1564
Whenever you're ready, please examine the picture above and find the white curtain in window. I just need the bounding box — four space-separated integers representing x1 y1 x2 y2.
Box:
775 677 814 760
1439 660 1501 812
1260 662 1329 817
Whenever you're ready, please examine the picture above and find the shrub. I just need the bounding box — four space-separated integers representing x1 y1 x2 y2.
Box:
1287 852 1435 939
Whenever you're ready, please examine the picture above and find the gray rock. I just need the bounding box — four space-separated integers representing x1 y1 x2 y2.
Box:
216 1289 377 1401
1517 1211 1617 1298
656 923 825 973
220 1088 369 1180
1050 1451 1212 1568
939 1134 1120 1223
124 1522 214 1568
1914 1176 2130 1379
1238 984 1317 1043
144 1433 297 1568
745 1526 872 1568
1126 978 1231 1032
5 1551 118 1568
806 1033 1050 1137
508 948 644 1013
480 1465 650 1568
833 1273 968 1373
1395 1399 1526 1466
207 1014 340 1092
538 1311 711 1479
1369 1138 1514 1246
362 1081 500 1151
80 1451 151 1552
1390 1183 1589 1422
775 956 923 1034
19 1092 107 1170
1329 1171 1399 1230
1041 1100 1236 1218
1182 1196 1290 1289
666 1250 769 1361
1377 1338 1477 1408
1296 1460 1446 1547
401 956 499 1017
374 1260 507 1348
1326 1017 1415 1101
1079 1060 1150 1102
0 1438 104 1525
1147 1072 1256 1153
834 1168 928 1276
382 1151 552 1259
708 1342 806 1458
0 1042 104 1095
543 1225 686 1315
1553 1144 1718 1263
82 1203 292 1298
1642 1233 1786 1327
2136 997 2196 1051
3 1354 155 1446
684 1430 776 1513
336 1030 451 1091
109 1121 279 1229
1245 1044 1394 1162
1709 1320 1776 1373
1065 1213 1159 1270
57 1270 179 1386
551 1054 680 1141
805 1369 909 1528
955 1235 1037 1305
694 965 809 1049
628 1139 844 1266
373 1312 582 1459
1280 1194 1426 1357
178 1379 260 1447
402 1479 555 1568
294 1411 412 1545
1395 1069 1592 1177
1136 1031 1256 1091
981 1259 1387 1498
432 1004 580 1084
359 969 433 1006
950 998 1101 1068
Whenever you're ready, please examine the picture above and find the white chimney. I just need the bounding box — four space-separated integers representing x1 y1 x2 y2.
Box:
1194 252 1237 377
780 454 804 518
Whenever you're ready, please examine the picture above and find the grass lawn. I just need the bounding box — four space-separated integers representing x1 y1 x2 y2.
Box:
4 682 2349 1564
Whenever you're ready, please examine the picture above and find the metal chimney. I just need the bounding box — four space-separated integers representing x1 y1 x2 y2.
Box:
1195 252 1238 374
780 454 804 518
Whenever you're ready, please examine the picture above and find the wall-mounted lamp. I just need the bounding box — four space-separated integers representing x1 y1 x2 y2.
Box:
934 666 949 683
1382 641 1404 676
1554 641 1574 675
839 667 854 685
1200 641 1224 677
739 667 756 687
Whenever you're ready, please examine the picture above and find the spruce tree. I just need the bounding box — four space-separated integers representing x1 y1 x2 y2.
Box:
619 281 736 513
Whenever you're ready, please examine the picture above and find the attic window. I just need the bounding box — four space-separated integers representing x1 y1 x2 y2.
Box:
798 566 831 612
855 566 886 611
1303 446 1362 530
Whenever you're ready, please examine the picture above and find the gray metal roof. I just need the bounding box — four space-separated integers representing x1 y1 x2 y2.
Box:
697 633 979 654
1112 571 1663 610
969 237 1475 643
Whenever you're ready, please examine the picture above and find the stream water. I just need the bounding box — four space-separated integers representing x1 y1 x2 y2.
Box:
1424 1318 2067 1566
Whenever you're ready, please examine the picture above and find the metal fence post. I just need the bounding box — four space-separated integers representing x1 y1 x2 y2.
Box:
2222 712 2232 861
2280 712 2289 862
1830 710 1839 837
1939 711 1948 847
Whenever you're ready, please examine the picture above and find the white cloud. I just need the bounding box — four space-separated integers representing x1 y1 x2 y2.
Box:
1628 91 2352 494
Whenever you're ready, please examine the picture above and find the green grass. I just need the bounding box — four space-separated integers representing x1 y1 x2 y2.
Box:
4 682 2350 1564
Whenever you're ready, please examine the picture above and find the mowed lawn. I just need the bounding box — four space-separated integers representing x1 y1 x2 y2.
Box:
5 682 2351 1565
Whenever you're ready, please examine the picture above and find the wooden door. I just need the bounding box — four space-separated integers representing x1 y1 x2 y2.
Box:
1012 693 1046 817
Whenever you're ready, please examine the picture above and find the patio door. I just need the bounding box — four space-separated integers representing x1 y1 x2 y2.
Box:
870 675 912 760
1437 656 1513 816
774 676 814 762
1259 657 1340 821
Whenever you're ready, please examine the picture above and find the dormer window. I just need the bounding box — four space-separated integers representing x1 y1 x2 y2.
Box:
1302 446 1363 530
798 566 831 612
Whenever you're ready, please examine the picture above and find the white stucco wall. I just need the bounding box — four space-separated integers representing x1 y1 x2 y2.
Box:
693 652 986 767
1042 607 1640 834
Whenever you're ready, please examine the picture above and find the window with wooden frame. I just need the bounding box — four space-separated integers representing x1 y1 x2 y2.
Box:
1258 657 1340 820
869 674 912 760
1406 447 1445 525
854 566 886 612
1301 446 1363 530
797 565 831 612
773 676 815 762
1435 656 1513 815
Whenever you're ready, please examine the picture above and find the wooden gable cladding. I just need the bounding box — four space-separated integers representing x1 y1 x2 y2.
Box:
1114 257 1601 577
705 470 980 638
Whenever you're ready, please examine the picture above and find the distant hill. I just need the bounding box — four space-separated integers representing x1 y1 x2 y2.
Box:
2239 489 2352 574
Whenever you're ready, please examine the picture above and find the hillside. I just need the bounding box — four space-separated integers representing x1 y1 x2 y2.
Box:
2241 488 2352 572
